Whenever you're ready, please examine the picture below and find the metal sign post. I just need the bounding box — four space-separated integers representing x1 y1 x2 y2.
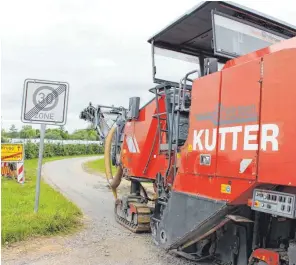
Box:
21 79 69 213
34 124 46 213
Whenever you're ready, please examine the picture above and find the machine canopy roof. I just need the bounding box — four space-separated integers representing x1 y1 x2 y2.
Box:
148 1 296 60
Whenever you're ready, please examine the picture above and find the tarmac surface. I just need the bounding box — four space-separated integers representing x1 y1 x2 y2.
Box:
2 156 202 265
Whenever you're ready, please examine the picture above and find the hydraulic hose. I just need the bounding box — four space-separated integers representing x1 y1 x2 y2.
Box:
104 126 123 199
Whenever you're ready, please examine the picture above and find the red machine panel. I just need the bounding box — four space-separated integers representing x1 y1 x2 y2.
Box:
216 59 261 180
121 97 167 180
258 49 296 187
174 70 257 204
179 71 221 176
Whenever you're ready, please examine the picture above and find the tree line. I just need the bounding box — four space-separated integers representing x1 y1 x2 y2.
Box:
1 124 99 142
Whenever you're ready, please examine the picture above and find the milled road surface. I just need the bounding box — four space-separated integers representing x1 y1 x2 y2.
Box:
2 157 198 265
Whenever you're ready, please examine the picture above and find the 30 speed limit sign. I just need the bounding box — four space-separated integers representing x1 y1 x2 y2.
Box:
21 79 69 125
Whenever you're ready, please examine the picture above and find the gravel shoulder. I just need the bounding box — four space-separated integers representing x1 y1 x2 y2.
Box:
2 157 197 265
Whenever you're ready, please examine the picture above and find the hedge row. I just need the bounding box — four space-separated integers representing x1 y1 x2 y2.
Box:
24 142 103 159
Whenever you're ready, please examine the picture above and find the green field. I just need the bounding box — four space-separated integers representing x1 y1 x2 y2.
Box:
1 156 89 245
84 158 155 194
84 157 116 175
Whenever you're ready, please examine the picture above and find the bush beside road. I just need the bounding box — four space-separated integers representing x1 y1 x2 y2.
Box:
24 142 103 159
1 156 92 245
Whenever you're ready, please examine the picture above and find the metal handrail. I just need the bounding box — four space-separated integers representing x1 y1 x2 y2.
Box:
173 70 200 178
181 70 200 112
154 89 162 151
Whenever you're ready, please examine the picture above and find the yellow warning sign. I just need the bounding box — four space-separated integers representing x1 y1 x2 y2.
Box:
188 144 193 152
221 184 231 194
1 143 24 162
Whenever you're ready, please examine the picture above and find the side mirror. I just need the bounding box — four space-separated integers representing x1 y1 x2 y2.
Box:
204 58 218 75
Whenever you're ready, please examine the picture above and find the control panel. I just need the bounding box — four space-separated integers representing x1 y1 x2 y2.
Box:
251 189 296 219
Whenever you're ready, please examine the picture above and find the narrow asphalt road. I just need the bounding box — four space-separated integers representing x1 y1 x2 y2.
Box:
2 157 197 265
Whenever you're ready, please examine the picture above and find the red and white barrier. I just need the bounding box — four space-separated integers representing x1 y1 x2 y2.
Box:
17 162 25 184
1 162 10 176
1 162 25 184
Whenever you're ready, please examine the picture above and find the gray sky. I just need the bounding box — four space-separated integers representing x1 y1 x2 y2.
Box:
1 0 296 133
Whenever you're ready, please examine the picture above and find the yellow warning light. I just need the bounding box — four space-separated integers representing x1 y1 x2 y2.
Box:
188 144 193 152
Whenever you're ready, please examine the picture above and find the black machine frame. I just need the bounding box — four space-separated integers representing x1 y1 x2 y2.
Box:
148 1 296 85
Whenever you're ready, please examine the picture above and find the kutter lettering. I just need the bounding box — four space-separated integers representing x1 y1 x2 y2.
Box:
193 124 279 151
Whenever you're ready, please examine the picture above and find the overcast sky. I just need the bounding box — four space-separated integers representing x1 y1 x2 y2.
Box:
1 0 296 133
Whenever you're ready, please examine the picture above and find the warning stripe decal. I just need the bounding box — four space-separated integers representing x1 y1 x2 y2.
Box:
125 135 140 153
133 136 140 153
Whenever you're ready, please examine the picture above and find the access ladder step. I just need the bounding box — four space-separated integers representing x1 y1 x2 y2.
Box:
152 112 167 117
160 143 176 151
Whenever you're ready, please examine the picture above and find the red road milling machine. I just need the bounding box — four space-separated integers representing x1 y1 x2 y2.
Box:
80 2 296 264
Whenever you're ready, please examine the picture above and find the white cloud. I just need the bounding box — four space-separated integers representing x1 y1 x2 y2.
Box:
1 0 295 132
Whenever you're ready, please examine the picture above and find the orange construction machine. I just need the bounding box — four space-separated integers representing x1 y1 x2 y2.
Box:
80 2 296 264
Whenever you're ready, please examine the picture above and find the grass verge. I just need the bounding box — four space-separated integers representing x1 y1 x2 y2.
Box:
1 155 95 245
83 157 116 175
83 158 155 195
